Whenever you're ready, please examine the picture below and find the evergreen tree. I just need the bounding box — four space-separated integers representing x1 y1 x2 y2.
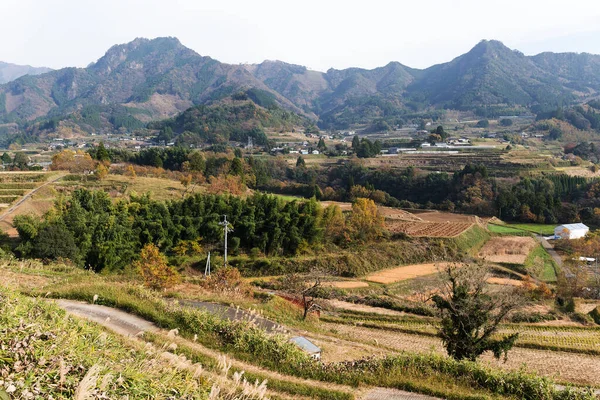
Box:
352 135 360 150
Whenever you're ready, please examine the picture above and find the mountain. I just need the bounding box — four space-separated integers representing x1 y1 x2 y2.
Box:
0 61 51 84
2 37 600 138
406 40 576 111
0 37 302 127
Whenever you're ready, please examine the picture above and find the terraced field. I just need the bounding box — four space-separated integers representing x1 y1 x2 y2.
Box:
386 220 474 237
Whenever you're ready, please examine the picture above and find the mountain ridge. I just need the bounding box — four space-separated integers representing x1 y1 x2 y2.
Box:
2 37 600 135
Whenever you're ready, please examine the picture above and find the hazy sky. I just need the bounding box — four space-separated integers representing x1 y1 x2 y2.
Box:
2 0 600 72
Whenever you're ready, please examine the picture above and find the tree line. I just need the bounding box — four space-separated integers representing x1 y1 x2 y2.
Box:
13 189 384 272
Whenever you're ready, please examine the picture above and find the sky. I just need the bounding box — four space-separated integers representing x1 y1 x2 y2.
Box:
2 0 600 72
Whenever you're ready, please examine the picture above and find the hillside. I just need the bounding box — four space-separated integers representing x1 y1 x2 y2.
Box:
2 38 600 136
149 92 307 145
0 61 51 84
406 40 574 112
0 37 302 127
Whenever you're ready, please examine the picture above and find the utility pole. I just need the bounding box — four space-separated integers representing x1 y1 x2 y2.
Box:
204 252 211 276
219 215 233 267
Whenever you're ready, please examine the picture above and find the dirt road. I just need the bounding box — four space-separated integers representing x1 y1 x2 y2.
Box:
0 173 65 222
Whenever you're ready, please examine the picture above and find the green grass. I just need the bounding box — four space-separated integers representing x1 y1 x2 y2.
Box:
524 245 558 282
488 224 532 236
450 225 491 256
507 223 556 236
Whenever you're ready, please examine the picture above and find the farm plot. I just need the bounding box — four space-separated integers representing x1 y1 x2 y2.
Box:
321 321 600 386
478 236 537 264
386 220 473 237
365 262 453 284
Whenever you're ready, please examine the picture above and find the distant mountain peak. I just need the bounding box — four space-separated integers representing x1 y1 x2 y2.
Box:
0 61 52 84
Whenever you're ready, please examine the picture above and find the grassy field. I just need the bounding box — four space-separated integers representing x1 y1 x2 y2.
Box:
525 245 559 282
488 223 532 235
507 223 556 235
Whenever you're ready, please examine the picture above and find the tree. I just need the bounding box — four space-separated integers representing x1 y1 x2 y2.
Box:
95 163 109 180
317 137 327 151
230 157 243 176
432 264 521 361
435 125 448 140
95 142 110 162
476 119 490 128
12 152 29 169
348 198 385 242
500 118 513 127
352 135 360 150
296 156 306 168
1 153 11 165
134 243 180 290
281 272 322 319
33 223 80 263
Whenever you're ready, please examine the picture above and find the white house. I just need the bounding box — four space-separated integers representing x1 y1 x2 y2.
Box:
554 223 589 240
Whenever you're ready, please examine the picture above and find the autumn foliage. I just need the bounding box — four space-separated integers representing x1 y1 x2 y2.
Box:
134 243 180 290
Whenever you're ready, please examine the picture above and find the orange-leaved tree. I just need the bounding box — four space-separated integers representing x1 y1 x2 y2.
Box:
134 243 180 290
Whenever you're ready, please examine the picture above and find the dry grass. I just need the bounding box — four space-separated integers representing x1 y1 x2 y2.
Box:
486 277 525 287
321 321 600 386
479 237 537 264
323 281 369 289
325 299 405 316
365 263 452 284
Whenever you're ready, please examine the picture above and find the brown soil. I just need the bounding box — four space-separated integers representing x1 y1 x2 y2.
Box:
366 263 452 284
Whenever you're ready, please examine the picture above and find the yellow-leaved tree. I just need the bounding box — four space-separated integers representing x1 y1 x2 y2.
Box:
348 198 386 242
134 243 180 290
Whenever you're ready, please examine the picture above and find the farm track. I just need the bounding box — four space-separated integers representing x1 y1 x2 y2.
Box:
55 299 443 399
0 173 65 222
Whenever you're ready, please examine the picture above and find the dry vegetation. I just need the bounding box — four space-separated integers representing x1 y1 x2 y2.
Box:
479 236 537 264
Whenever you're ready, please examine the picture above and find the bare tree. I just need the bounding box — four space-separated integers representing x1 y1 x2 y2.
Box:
432 263 523 361
281 272 323 320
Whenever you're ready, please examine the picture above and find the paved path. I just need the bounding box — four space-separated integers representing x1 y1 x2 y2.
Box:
56 299 158 336
175 299 282 332
0 173 65 222
536 235 563 269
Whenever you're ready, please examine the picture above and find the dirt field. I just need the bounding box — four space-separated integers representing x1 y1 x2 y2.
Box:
479 236 537 264
365 263 452 284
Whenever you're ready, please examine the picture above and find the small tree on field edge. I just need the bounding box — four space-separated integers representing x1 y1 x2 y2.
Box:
134 243 180 290
432 263 521 361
